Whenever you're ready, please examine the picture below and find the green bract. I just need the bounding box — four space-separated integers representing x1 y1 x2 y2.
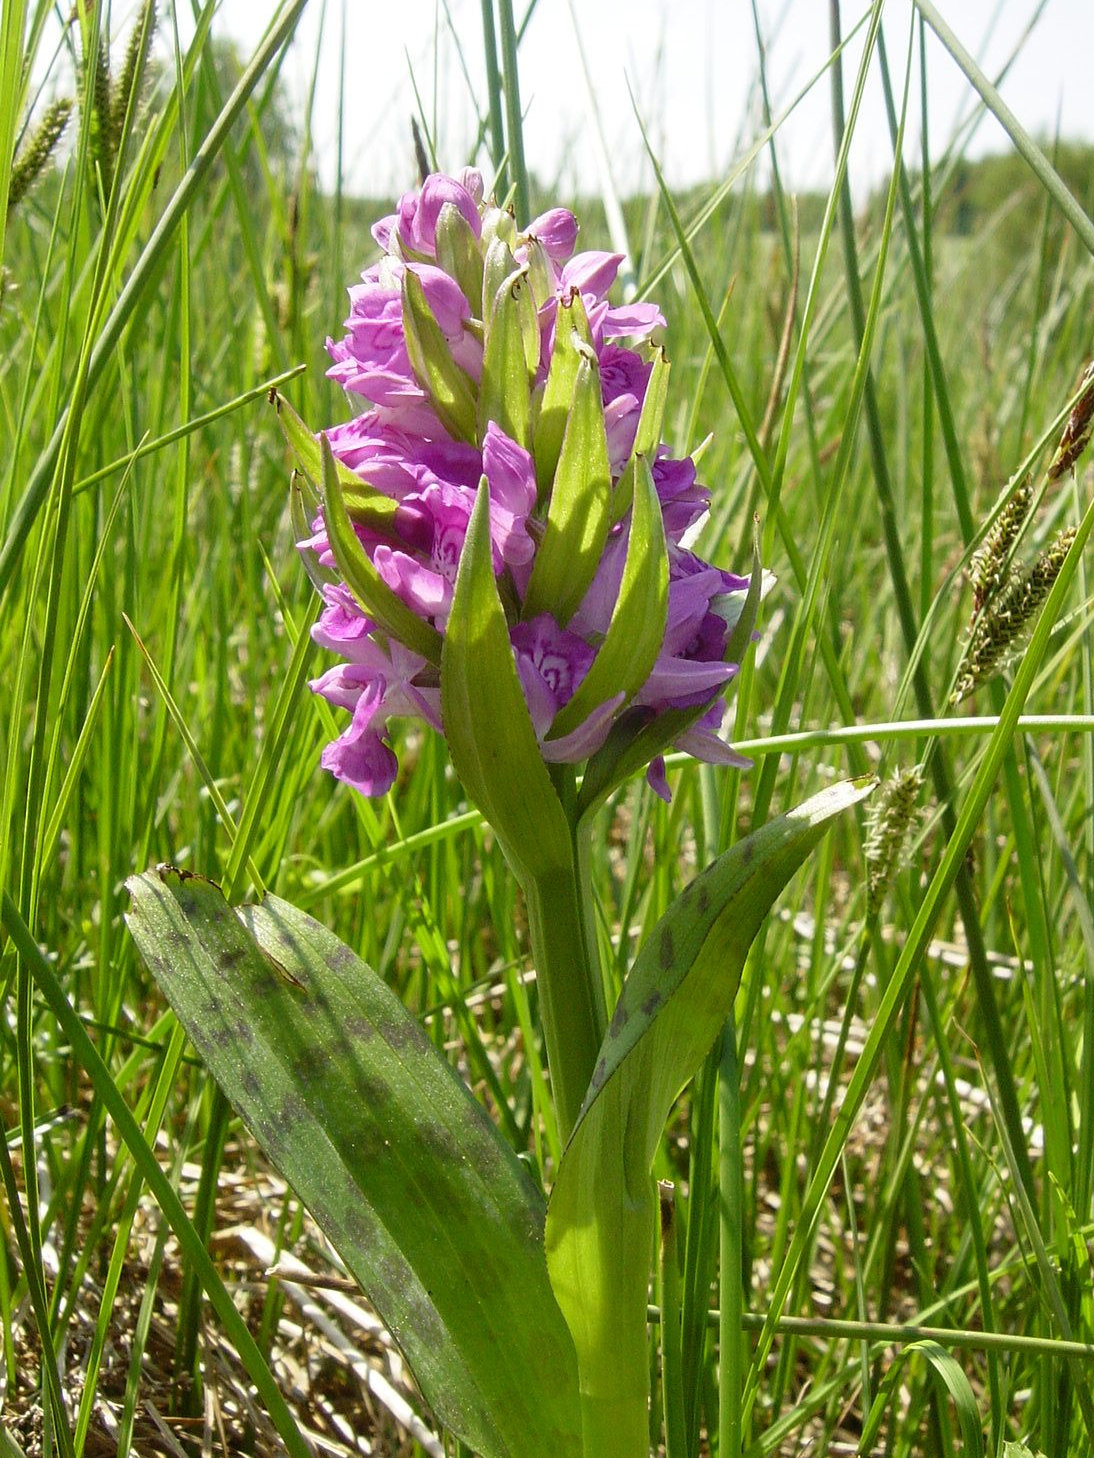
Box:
401 267 478 443
523 350 613 625
479 267 534 449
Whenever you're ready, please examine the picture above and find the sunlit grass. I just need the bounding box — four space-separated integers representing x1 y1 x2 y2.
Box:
2 1 1093 1454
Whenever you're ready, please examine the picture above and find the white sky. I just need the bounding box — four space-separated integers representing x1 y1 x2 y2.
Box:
187 1 1094 202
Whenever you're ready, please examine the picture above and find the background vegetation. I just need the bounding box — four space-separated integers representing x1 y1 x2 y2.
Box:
2 2 1093 1454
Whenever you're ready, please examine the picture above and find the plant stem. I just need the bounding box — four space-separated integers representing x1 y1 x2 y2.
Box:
496 0 530 224
479 0 506 191
575 1366 651 1458
523 818 607 1142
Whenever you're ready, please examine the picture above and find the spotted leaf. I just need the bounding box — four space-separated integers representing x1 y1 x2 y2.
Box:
126 872 580 1458
543 779 873 1448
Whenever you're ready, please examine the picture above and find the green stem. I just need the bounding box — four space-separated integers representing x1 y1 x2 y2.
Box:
523 819 607 1142
496 0 530 224
659 1183 686 1458
718 1018 745 1458
479 0 506 190
577 1389 651 1458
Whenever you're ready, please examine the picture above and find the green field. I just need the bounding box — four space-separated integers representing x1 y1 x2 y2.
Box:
3 3 1094 1455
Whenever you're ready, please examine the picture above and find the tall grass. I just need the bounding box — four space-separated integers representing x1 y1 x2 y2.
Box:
2 1 1093 1454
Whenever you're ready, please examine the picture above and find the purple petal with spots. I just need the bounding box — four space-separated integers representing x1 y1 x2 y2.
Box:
312 584 376 661
483 424 538 568
510 614 595 721
599 345 652 407
319 681 400 797
635 657 737 707
604 394 642 474
675 724 751 770
373 543 453 620
654 453 711 539
570 523 630 640
600 302 665 341
371 213 397 252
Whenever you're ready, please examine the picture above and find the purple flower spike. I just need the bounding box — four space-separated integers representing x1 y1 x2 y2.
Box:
296 171 769 799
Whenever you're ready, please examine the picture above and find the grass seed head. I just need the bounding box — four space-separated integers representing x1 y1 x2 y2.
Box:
954 527 1078 701
88 31 116 193
109 3 157 149
1048 360 1094 481
7 99 74 214
970 478 1032 613
864 767 924 915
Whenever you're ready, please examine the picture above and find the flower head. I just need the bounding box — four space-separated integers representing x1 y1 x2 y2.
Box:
292 171 767 805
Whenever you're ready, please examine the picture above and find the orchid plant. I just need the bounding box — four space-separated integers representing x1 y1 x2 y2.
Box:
126 170 869 1458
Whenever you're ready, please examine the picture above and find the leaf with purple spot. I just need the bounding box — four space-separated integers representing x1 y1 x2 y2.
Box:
125 871 580 1458
543 778 873 1445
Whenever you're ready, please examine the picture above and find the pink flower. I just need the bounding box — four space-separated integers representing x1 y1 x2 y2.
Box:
299 174 764 799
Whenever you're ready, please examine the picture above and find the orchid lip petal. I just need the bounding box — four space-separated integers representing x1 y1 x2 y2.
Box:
541 693 625 762
674 725 753 770
646 755 672 803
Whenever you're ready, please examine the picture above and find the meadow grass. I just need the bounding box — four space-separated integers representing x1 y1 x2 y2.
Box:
2 1 1094 1454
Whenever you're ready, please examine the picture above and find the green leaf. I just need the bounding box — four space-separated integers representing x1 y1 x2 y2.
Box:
543 779 873 1451
1 891 313 1458
125 871 581 1458
533 289 594 496
272 389 398 533
290 470 338 594
522 353 612 625
0 1422 29 1458
441 481 572 880
860 1341 985 1456
401 267 478 443
479 267 534 450
320 435 443 666
547 456 668 741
